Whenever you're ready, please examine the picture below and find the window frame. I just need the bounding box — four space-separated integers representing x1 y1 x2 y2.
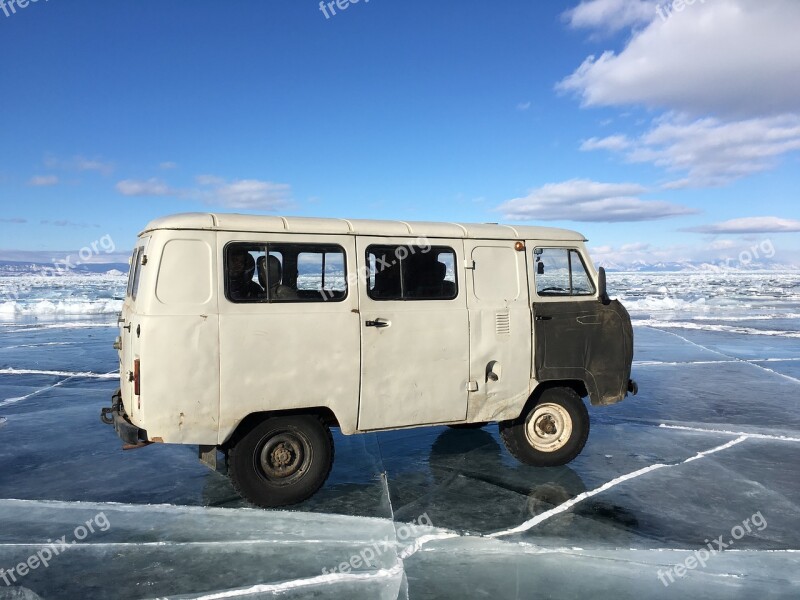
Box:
533 247 596 298
130 247 145 301
365 244 459 302
126 248 139 298
223 241 349 304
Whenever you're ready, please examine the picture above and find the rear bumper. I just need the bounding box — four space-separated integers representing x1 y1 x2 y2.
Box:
113 409 146 445
101 390 148 447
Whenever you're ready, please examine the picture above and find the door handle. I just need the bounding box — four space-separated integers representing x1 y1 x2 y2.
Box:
366 319 391 328
535 316 552 321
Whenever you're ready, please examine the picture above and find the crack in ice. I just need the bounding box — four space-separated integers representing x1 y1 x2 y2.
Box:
643 326 800 385
486 436 749 539
0 368 118 379
0 369 119 407
659 423 800 443
186 566 405 599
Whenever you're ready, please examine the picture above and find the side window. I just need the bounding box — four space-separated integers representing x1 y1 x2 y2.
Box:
296 250 347 297
366 245 457 301
534 248 596 297
126 248 139 298
225 244 267 303
225 242 347 304
130 248 144 300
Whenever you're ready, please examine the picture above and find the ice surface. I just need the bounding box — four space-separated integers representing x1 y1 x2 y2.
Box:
0 272 799 598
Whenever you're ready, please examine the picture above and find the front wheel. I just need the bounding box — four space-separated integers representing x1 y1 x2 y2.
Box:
228 415 334 508
499 387 589 467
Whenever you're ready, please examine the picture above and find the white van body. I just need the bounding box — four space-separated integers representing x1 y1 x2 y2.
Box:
104 213 636 507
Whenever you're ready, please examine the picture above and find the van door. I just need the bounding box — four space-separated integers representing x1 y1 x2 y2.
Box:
141 232 220 443
464 242 532 420
356 238 469 430
530 246 633 406
120 237 149 422
217 233 361 442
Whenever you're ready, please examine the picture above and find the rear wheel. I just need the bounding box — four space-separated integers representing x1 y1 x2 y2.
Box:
499 387 589 467
228 415 334 508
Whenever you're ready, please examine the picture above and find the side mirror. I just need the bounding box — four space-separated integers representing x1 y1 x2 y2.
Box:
598 267 610 305
537 262 545 275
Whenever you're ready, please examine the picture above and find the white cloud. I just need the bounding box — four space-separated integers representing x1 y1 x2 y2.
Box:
199 178 291 210
558 0 800 118
497 179 697 222
589 241 711 267
116 178 176 197
159 161 178 170
564 0 657 34
28 175 59 186
709 239 737 250
589 237 788 267
561 1 800 188
195 175 224 186
74 157 114 175
516 101 531 111
684 217 800 234
44 154 114 176
40 219 100 228
582 113 800 188
580 134 631 152
115 175 291 210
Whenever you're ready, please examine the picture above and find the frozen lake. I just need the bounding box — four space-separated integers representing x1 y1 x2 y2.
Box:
1 272 799 599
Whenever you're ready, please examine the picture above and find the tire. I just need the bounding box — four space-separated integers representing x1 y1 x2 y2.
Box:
228 415 334 508
447 422 489 430
499 387 589 467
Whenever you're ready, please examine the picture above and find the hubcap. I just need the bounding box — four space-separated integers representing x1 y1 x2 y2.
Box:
525 403 573 452
258 432 309 483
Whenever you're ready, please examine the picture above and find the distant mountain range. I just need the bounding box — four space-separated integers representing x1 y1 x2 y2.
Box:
596 259 800 273
0 260 129 276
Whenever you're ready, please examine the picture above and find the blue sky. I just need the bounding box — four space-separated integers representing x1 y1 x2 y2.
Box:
1 0 799 266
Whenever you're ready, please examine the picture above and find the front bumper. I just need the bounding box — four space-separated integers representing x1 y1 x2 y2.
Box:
101 390 149 447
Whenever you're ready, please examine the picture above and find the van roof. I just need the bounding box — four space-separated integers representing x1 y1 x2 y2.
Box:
141 213 587 242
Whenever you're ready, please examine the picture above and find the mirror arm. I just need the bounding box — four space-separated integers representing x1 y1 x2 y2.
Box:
598 267 611 305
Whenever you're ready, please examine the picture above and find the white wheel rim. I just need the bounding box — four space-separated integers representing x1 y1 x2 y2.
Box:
525 403 573 452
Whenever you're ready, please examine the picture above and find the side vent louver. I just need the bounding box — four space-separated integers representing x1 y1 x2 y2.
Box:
496 312 511 335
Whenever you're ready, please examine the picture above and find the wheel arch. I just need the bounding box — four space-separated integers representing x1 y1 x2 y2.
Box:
514 380 589 420
221 407 340 450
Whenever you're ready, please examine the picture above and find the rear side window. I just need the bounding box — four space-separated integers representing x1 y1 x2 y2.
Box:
126 248 139 298
225 242 347 303
130 248 145 300
366 245 457 301
534 248 595 297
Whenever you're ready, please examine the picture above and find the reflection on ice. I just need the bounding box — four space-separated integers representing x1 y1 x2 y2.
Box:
2 274 800 598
